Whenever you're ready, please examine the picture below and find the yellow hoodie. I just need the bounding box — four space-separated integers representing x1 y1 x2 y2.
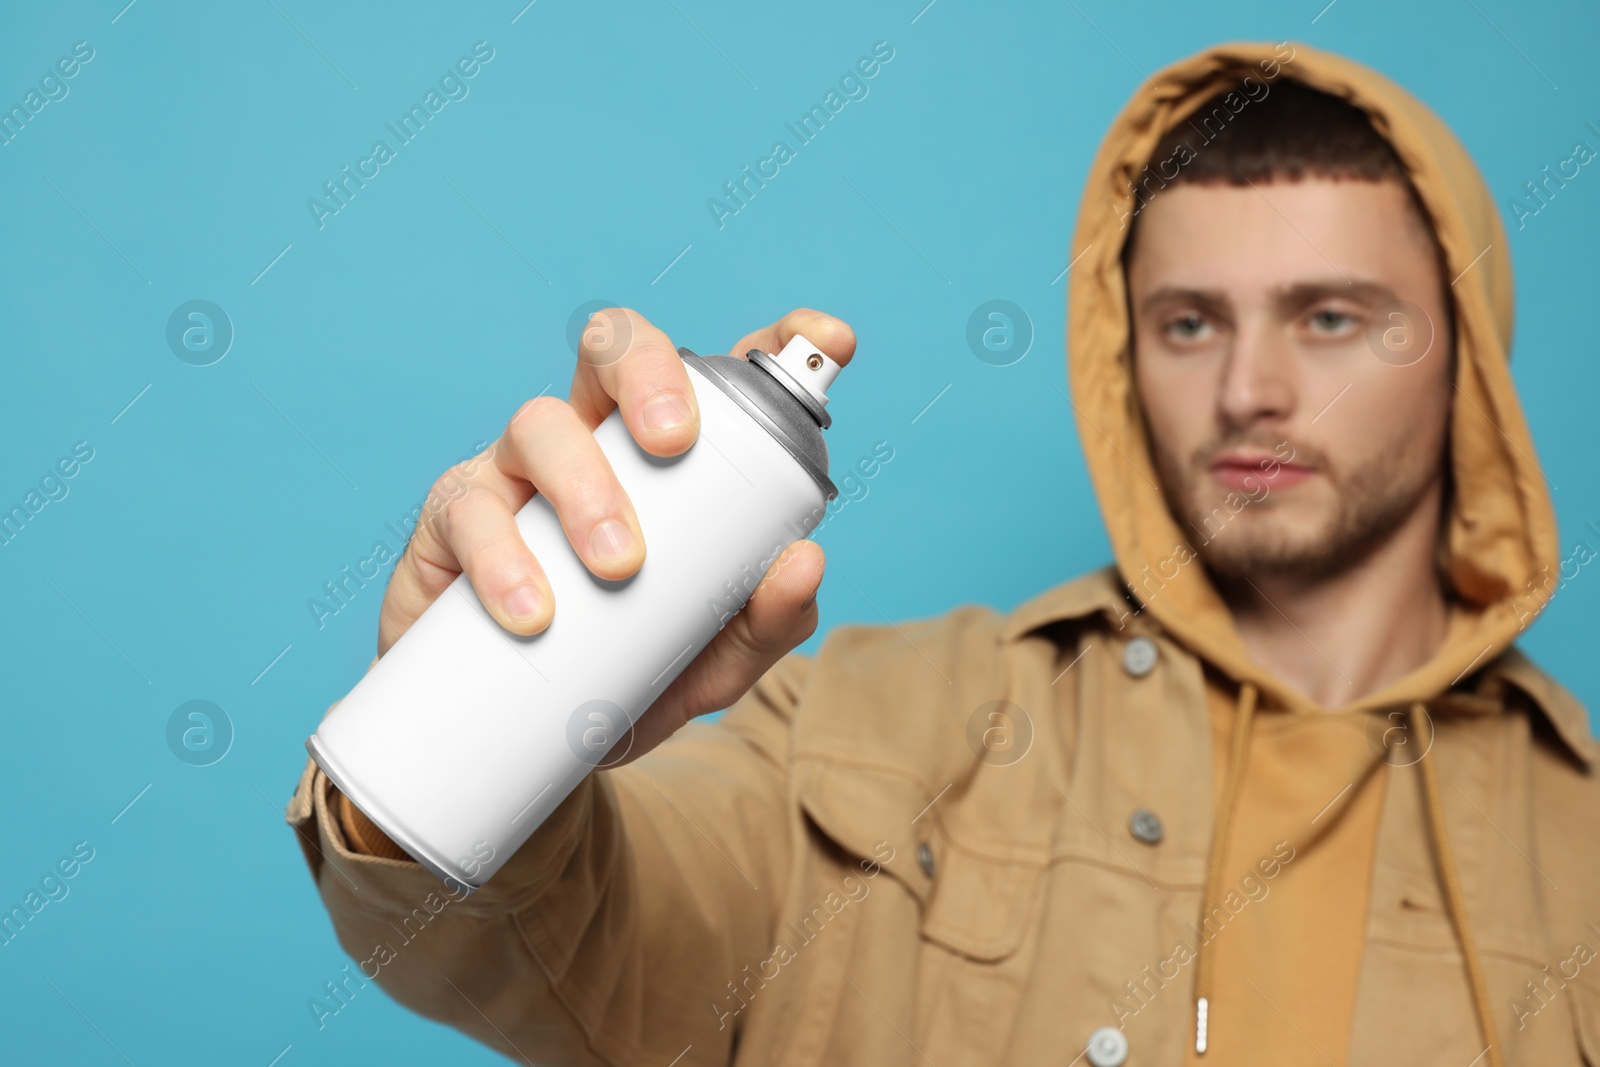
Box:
1071 39 1560 1067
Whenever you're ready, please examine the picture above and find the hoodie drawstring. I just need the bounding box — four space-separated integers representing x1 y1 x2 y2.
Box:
1410 701 1504 1067
1193 681 1257 1055
1193 694 1502 1065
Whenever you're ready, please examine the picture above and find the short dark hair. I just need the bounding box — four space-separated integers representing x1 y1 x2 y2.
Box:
1156 78 1410 185
1123 78 1437 254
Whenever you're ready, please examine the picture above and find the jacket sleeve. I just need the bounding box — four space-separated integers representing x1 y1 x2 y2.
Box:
284 651 811 1066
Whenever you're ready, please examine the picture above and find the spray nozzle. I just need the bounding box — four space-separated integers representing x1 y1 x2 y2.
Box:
746 334 841 429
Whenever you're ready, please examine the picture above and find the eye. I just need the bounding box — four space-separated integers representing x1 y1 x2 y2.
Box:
1305 307 1358 335
1163 312 1213 343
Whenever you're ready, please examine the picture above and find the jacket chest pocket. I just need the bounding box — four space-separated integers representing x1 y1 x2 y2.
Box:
914 839 1049 1063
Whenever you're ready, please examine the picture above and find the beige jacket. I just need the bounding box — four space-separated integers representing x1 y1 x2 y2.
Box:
286 40 1600 1066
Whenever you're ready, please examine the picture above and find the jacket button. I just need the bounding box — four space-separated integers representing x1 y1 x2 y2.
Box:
1085 1025 1129 1067
1122 636 1159 677
1129 808 1163 844
917 841 936 879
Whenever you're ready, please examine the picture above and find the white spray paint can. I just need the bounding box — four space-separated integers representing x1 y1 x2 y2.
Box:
307 335 841 891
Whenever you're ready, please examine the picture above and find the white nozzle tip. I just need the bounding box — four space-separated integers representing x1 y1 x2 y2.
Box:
772 334 841 405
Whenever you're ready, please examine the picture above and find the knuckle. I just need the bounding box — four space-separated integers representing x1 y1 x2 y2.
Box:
462 530 522 581
509 394 570 437
722 603 767 652
441 482 492 531
561 467 622 518
457 440 497 477
460 531 508 579
621 339 676 370
524 393 572 421
401 516 452 576
425 466 472 515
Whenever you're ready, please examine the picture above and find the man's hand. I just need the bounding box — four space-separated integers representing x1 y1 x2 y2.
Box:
376 307 856 764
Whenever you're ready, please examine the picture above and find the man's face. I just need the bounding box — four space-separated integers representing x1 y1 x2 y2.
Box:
1125 177 1454 582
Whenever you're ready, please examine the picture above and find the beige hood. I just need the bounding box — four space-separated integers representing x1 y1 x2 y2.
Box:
1065 39 1559 714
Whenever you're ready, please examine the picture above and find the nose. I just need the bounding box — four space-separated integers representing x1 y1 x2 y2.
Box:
1217 319 1296 430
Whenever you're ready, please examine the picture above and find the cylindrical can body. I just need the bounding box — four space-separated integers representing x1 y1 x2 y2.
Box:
308 353 829 890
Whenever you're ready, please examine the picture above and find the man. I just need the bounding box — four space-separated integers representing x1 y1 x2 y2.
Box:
286 40 1598 1066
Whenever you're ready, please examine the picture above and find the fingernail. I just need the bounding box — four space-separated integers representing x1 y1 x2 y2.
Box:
591 519 634 562
503 584 543 621
643 392 688 431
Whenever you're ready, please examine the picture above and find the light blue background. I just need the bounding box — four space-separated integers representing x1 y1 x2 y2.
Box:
2 1 1595 1063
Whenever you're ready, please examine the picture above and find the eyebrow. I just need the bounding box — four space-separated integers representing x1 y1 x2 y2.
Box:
1137 278 1400 316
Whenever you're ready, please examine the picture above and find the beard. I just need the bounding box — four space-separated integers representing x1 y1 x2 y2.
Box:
1149 429 1443 584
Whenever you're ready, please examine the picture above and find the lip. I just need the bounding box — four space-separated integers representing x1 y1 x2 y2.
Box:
1208 452 1314 491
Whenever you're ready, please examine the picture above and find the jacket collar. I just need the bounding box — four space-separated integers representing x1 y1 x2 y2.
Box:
1000 566 1596 769
1491 648 1597 768
997 565 1139 643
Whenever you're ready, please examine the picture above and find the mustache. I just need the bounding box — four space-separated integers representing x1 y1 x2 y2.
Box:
1191 433 1322 472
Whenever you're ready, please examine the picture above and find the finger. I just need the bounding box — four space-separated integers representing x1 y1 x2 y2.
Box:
725 308 856 368
376 440 531 638
628 539 825 756
428 439 534 528
437 484 554 635
569 307 700 458
501 394 646 581
379 484 554 654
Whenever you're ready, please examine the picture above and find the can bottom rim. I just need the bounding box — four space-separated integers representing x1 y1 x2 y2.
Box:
305 733 480 896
